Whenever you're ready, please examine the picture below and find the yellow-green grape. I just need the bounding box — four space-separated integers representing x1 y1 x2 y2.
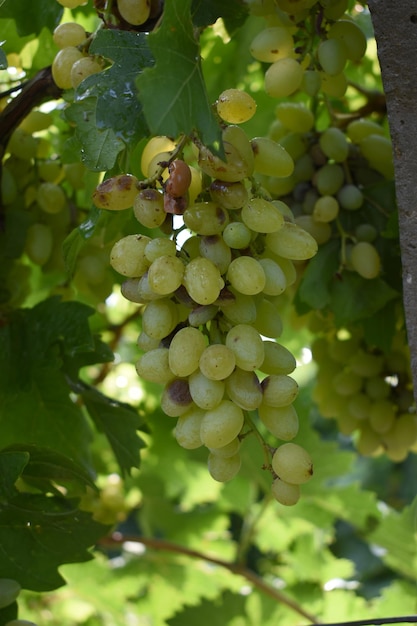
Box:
319 71 347 98
327 19 367 61
188 304 218 327
227 256 266 295
241 197 285 233
348 351 383 377
121 276 163 304
383 414 417 461
133 188 166 228
272 442 313 485
36 181 66 214
63 162 86 189
369 400 396 434
271 477 300 506
264 57 303 98
365 376 391 401
25 223 53 266
93 174 139 210
198 125 254 182
262 374 298 407
147 255 184 295
265 222 318 260
360 134 394 179
221 289 257 325
145 237 176 262
317 38 348 76
258 258 287 295
313 195 339 223
117 0 151 25
332 369 363 396
216 88 257 124
161 378 194 417
225 323 264 371
56 0 87 7
199 236 232 275
347 392 371 420
53 22 87 48
7 129 38 160
209 179 249 210
199 344 236 381
278 131 308 161
253 297 283 338
141 298 178 340
337 184 364 210
322 0 349 19
350 241 381 279
135 348 174 384
19 110 53 134
1 166 17 205
168 327 207 377
275 102 314 133
319 127 349 162
71 56 102 88
140 136 176 177
174 407 205 449
188 370 225 410
250 26 294 62
52 46 84 89
183 257 224 305
259 403 299 441
225 368 262 411
347 119 385 144
207 452 242 482
0 579 21 609
356 422 384 457
208 437 241 458
301 69 322 96
38 159 62 183
200 400 244 448
222 221 252 249
315 163 345 195
183 202 229 235
261 340 296 375
251 136 294 177
110 234 150 277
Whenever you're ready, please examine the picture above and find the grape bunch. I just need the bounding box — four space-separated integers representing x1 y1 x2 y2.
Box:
93 90 315 505
311 326 417 462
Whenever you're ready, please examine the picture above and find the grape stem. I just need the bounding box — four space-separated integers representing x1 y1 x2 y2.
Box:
99 532 319 623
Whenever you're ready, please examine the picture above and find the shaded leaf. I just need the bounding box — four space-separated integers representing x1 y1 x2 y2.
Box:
1 0 62 36
191 0 249 34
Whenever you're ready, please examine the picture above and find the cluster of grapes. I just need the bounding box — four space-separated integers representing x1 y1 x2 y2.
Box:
0 577 37 626
93 90 316 505
247 0 367 101
311 327 417 462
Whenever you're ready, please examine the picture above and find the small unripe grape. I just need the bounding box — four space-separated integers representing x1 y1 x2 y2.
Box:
250 26 294 63
207 452 241 482
350 241 381 279
0 579 21 609
272 442 313 484
271 477 300 506
200 400 244 448
53 22 87 48
117 0 151 25
337 184 364 210
216 89 257 124
93 174 139 210
265 58 303 98
52 46 84 89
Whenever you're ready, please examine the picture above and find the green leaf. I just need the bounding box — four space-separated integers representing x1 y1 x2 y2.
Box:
1 0 62 36
295 239 340 314
0 46 7 70
0 449 29 501
136 0 221 147
191 0 249 34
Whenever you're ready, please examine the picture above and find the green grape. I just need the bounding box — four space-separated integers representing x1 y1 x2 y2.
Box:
332 369 363 396
293 153 315 182
117 0 151 25
199 235 232 274
360 134 394 178
19 110 53 134
356 422 383 456
198 125 254 182
200 400 244 448
261 340 296 375
199 344 236 381
142 298 178 340
36 181 66 214
272 442 313 485
121 275 163 304
225 368 263 410
183 201 229 235
317 38 348 76
133 188 166 228
312 195 339 222
216 88 257 124
168 327 207 377
38 159 62 183
259 402 299 440
221 289 257 325
301 69 322 96
264 57 303 98
253 297 283 338
174 407 205 449
347 119 385 144
145 237 176 262
355 223 377 242
251 136 294 177
383 414 417 455
348 350 383 377
63 162 86 189
188 304 218 327
241 197 285 233
25 222 53 266
319 71 347 97
319 127 349 162
225 324 264 371
275 102 314 133
261 374 298 407
188 370 225 410
147 255 185 295
135 348 174 384
315 163 345 195
52 46 84 89
1 166 17 205
271 477 300 506
57 0 87 6
161 378 194 417
208 437 241 458
350 241 381 279
7 129 38 160
207 451 242 482
278 131 308 161
322 0 349 20
369 399 396 434
227 256 266 295
183 257 224 305
295 215 331 244
93 174 139 211
265 222 318 260
222 221 252 249
327 19 367 61
71 55 102 88
365 376 391 400
110 234 151 277
209 180 249 210
258 258 287 296
250 26 294 63
53 22 87 48
348 392 371 422
0 579 21 609
337 184 364 210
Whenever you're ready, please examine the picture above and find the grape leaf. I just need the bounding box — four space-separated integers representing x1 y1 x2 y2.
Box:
294 239 340 314
0 47 7 70
136 0 221 147
191 0 249 34
0 0 62 36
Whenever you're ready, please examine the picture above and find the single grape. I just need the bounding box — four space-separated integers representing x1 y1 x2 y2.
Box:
253 297 283 338
271 477 300 506
174 407 205 449
53 22 87 48
317 38 348 76
25 223 53 266
0 579 21 609
168 327 207 377
36 182 66 214
250 26 294 63
183 257 224 305
199 344 236 381
251 136 294 177
225 324 264 371
327 19 367 61
264 58 303 98
222 222 252 249
265 222 318 261
209 179 248 210
216 88 257 124
117 0 151 25
93 174 139 210
147 255 185 295
71 56 102 88
225 368 263 411
199 235 232 275
337 184 364 210
135 348 174 385
261 374 299 407
350 241 381 279
183 202 229 236
110 234 151 277
188 370 225 410
52 46 84 89
313 195 339 222
165 159 192 197
227 256 266 295
141 298 178 340
200 400 244 448
319 127 349 162
161 378 194 417
259 403 299 441
207 451 242 482
241 197 285 233
271 443 313 485
275 102 315 133
261 341 297 375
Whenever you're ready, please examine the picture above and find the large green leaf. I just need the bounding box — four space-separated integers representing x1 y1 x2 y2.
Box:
1 0 62 36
